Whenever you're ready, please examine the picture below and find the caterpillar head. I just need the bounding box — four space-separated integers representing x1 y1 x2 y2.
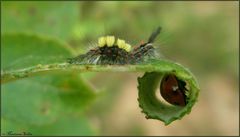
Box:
130 27 161 63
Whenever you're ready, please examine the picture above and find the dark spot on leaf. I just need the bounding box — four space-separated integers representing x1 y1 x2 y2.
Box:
40 103 50 115
85 65 91 70
48 19 56 26
28 6 37 16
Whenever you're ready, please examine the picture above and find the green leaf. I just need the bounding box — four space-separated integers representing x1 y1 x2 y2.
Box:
1 73 96 134
1 33 73 71
137 60 200 125
2 61 199 125
1 33 199 125
1 33 96 135
2 76 62 126
1 1 79 40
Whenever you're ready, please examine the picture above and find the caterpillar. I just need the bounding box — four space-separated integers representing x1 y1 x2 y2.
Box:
67 27 161 65
67 27 191 107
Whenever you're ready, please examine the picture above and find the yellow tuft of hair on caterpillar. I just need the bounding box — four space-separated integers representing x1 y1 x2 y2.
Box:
106 36 115 47
124 43 132 52
117 39 126 49
98 36 106 47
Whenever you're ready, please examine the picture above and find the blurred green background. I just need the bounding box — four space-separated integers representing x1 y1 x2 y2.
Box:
1 1 239 136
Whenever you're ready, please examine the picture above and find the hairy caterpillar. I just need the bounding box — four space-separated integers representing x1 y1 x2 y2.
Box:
67 27 190 107
67 27 161 65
